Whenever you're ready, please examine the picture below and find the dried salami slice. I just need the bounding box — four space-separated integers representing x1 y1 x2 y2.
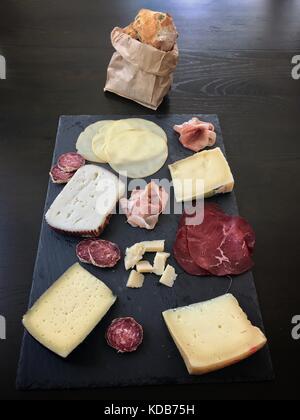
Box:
88 240 121 268
106 317 143 353
57 152 85 173
50 165 74 184
76 239 95 264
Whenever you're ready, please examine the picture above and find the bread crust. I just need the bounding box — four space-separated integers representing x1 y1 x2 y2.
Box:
123 9 178 52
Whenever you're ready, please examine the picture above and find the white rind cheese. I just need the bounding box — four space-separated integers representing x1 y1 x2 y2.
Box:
162 294 267 375
139 240 165 253
153 252 170 275
23 263 117 358
126 270 145 289
124 243 146 270
169 147 234 202
159 265 177 287
136 260 154 273
45 165 125 236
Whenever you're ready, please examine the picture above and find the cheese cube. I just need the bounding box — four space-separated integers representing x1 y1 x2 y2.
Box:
23 263 116 358
169 147 234 202
139 240 165 253
136 260 154 273
126 270 145 289
163 294 267 375
124 243 145 270
153 252 170 275
159 264 177 287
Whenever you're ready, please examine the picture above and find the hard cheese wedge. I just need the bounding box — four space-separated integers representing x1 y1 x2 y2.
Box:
23 263 117 358
169 147 234 202
163 294 267 375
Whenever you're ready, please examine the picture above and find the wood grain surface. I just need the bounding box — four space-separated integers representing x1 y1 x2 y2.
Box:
0 0 299 400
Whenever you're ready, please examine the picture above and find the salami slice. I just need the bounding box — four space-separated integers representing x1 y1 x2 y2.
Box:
76 239 95 264
88 240 121 268
57 152 85 173
50 165 74 184
106 317 143 353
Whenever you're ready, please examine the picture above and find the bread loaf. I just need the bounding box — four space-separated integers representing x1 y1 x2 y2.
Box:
123 9 178 52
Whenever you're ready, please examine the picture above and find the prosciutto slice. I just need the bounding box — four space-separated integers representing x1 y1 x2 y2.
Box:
173 117 217 152
173 203 255 276
120 182 169 230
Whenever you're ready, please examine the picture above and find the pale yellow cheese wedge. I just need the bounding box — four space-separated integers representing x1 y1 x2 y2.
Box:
136 260 154 273
169 147 234 202
23 263 116 358
159 265 177 287
153 252 170 275
126 270 145 289
163 294 267 375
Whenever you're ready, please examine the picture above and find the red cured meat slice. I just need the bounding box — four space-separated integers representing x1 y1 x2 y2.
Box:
187 204 255 276
57 152 85 173
106 317 143 353
173 226 210 276
76 239 95 264
88 240 121 268
50 165 74 184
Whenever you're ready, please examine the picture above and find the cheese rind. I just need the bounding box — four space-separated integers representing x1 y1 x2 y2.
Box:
126 270 145 289
136 260 154 273
162 294 267 375
169 147 234 202
159 264 177 287
153 252 170 275
22 263 116 358
139 240 165 253
124 243 146 270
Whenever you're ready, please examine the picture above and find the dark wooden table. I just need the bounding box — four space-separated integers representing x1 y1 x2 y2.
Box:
0 0 299 400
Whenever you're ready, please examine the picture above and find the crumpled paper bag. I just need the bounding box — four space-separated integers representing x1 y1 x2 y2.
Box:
104 27 179 110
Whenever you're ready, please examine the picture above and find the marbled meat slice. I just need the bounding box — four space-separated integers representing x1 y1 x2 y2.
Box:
88 240 121 268
106 317 143 353
50 165 74 184
57 152 85 173
76 239 95 264
187 203 255 276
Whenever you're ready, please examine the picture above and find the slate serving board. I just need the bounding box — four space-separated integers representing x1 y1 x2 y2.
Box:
16 115 274 390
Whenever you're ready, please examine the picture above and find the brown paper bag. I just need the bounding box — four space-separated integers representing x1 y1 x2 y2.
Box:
104 27 179 110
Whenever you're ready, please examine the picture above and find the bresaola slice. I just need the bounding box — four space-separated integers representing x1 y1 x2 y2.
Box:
76 239 121 268
106 317 143 353
57 153 85 173
173 203 255 277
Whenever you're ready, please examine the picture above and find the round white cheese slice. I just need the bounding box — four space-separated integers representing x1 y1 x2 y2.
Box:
76 120 113 163
106 129 168 179
105 118 168 145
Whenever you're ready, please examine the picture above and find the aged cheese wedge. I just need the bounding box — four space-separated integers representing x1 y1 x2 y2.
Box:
23 263 117 358
163 294 267 375
45 165 125 237
153 252 170 275
139 240 165 253
159 264 177 287
169 147 234 202
124 243 146 270
76 120 113 163
105 118 168 144
126 270 145 289
136 260 154 273
106 129 168 179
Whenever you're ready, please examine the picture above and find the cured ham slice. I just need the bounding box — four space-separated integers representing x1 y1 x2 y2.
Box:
120 182 169 230
173 117 217 152
173 203 255 276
